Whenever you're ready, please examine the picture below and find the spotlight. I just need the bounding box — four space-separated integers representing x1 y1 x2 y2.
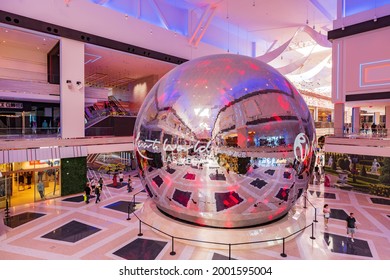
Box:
76 81 83 90
66 80 72 89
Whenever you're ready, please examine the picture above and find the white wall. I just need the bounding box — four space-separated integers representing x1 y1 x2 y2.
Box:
332 26 390 104
0 44 47 82
344 28 390 95
60 38 85 138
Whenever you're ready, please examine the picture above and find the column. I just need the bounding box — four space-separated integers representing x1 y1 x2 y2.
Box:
237 127 248 148
333 103 344 137
351 107 360 134
385 106 390 135
374 112 380 125
314 107 319 122
60 38 85 138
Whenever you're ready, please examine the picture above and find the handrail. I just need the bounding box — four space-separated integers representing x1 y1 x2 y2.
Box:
127 194 317 259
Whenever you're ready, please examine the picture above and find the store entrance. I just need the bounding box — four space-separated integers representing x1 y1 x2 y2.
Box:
0 162 61 208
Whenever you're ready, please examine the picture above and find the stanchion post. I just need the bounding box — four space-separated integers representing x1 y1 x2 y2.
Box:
170 236 176 256
138 220 143 236
280 238 287 257
126 203 131 220
4 198 10 226
229 244 232 260
310 223 316 240
313 207 318 222
303 194 307 209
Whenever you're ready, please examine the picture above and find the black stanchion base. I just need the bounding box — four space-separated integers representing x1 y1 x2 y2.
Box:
310 236 316 240
170 251 176 256
313 219 318 223
138 233 143 236
126 217 131 220
280 253 287 258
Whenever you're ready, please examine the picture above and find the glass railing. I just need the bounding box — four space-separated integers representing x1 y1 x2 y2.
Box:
0 127 59 138
85 126 114 137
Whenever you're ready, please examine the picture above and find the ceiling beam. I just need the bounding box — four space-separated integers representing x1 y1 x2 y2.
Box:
193 6 216 47
148 0 170 30
188 5 211 45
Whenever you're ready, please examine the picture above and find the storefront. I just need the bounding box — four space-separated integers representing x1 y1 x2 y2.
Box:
0 159 61 208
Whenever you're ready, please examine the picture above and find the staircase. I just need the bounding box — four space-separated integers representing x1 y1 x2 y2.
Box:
87 153 100 164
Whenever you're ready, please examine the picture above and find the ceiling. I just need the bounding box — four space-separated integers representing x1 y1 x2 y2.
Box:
0 25 176 88
0 0 386 114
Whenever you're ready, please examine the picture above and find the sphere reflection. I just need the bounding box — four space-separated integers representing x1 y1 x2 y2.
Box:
134 54 316 228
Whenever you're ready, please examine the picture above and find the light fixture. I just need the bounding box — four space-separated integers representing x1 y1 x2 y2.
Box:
76 81 83 90
66 80 72 89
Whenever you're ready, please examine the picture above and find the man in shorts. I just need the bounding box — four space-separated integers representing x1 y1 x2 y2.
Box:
119 171 124 186
346 212 357 242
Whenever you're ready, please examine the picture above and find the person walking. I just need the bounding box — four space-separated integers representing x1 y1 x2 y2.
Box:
112 173 118 188
37 180 45 199
323 204 331 229
346 212 358 242
90 178 96 191
95 184 101 203
127 175 133 193
84 182 91 204
98 176 104 190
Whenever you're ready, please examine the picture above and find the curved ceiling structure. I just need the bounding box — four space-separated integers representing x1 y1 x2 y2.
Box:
89 0 336 96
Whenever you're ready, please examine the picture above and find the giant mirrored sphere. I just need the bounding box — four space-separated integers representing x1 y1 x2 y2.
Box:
134 53 316 228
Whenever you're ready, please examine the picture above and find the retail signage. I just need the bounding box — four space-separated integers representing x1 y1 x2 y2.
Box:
0 102 23 109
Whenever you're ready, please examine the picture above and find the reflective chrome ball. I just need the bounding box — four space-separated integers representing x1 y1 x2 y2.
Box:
134 54 316 228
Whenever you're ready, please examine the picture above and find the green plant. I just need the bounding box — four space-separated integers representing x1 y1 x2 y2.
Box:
379 158 390 185
61 157 87 196
360 165 367 176
331 159 337 170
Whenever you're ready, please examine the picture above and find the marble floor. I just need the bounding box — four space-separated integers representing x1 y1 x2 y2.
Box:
0 171 389 260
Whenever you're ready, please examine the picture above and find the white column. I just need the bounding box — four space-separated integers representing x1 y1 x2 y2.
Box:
334 103 344 137
314 107 319 122
374 112 381 125
60 38 85 138
352 107 360 134
385 106 390 135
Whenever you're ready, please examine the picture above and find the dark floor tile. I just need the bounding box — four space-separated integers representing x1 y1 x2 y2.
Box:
62 195 95 202
283 171 292 179
166 168 176 174
250 178 267 190
370 197 390 206
215 191 243 211
152 175 164 188
275 188 290 202
104 200 141 213
113 238 167 260
264 169 275 176
209 174 226 181
106 183 127 189
212 253 236 260
41 220 101 243
308 191 336 199
329 208 348 220
183 173 196 180
323 232 373 258
323 192 336 199
172 189 192 207
4 212 46 228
